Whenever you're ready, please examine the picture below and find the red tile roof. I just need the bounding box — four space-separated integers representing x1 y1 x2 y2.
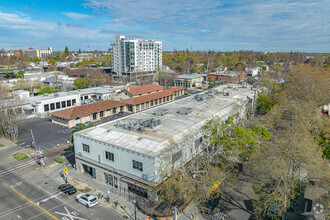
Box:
123 89 175 105
125 84 164 96
165 87 185 92
50 99 125 120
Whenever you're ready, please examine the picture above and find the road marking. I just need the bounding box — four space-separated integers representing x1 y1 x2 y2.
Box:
50 163 59 168
54 206 87 220
10 181 23 188
11 188 59 220
36 192 62 205
17 215 22 219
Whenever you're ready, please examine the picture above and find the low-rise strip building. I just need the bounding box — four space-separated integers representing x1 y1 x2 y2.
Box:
50 99 127 128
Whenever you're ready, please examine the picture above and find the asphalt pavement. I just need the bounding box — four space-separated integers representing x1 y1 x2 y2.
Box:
0 141 127 220
16 117 72 150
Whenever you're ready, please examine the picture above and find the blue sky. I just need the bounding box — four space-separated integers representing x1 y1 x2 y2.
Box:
0 0 329 52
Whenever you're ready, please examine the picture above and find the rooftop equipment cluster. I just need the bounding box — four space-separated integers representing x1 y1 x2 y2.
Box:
115 118 162 132
154 109 169 116
195 89 219 101
178 107 193 115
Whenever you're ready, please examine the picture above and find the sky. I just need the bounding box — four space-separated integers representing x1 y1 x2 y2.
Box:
0 0 329 52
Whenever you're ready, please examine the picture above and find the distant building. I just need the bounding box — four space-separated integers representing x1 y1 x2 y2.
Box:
23 47 52 58
110 36 162 75
207 71 247 84
12 90 30 99
174 74 204 88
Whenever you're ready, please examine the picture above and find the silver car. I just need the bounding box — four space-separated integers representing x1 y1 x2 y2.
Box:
75 193 98 208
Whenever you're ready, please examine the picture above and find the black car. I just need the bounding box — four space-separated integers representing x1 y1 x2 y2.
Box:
58 184 77 195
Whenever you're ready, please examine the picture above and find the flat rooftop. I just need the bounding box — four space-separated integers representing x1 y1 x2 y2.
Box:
76 85 256 157
25 85 126 104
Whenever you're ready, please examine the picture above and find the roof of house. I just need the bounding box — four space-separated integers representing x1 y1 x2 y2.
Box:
123 89 175 105
165 87 185 92
125 84 164 96
50 99 125 119
176 74 203 79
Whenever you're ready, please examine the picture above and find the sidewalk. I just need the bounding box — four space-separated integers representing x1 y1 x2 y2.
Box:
43 162 149 220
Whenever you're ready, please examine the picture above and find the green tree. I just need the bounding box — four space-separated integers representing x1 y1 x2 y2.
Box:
32 57 40 64
38 86 56 95
74 78 88 89
64 46 69 57
256 90 276 115
15 71 24 79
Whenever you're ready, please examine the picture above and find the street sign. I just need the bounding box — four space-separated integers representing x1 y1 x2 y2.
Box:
63 167 68 174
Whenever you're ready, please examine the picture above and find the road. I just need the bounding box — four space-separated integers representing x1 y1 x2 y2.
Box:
0 162 126 220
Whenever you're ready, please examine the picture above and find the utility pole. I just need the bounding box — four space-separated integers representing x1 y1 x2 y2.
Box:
174 206 178 220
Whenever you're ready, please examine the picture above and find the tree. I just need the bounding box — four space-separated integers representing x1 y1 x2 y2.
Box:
64 46 69 57
38 86 56 95
78 49 81 54
86 69 110 87
74 78 88 89
15 71 24 79
249 103 328 219
47 65 58 72
256 90 276 115
0 100 24 142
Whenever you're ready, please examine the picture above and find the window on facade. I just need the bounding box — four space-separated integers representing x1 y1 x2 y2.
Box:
56 102 61 109
61 101 66 108
44 104 49 112
93 113 97 120
80 97 83 100
50 103 55 110
84 95 88 100
133 160 143 171
128 183 148 198
113 108 117 114
172 150 182 164
100 111 104 118
67 100 71 107
82 144 90 153
105 151 114 161
72 99 76 105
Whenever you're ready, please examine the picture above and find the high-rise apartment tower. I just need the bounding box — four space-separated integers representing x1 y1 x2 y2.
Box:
110 36 162 75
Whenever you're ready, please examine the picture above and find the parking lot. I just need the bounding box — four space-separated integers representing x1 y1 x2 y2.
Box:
16 117 73 150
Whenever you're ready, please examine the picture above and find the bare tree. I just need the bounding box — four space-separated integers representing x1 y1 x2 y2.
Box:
0 99 24 142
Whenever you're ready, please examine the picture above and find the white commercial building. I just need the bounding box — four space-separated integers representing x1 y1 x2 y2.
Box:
73 85 256 200
23 47 53 58
23 86 125 117
110 36 162 75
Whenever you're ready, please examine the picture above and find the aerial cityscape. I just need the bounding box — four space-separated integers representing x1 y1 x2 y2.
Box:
0 1 329 220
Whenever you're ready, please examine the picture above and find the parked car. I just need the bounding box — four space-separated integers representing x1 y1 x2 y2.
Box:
75 193 98 208
57 184 77 195
117 112 125 116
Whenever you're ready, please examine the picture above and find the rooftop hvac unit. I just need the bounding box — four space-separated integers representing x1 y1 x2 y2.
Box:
178 107 192 115
154 109 169 116
54 93 59 97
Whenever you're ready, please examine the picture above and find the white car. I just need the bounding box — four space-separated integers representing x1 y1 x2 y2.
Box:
75 193 98 208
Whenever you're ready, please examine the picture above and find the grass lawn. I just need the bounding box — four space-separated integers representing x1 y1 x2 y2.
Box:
14 153 28 160
0 144 4 147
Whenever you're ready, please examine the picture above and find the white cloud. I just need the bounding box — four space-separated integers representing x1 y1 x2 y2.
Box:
61 12 93 19
84 0 330 52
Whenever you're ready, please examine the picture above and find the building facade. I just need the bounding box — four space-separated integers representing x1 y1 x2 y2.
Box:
73 85 255 201
174 74 204 88
110 36 162 75
23 47 53 58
